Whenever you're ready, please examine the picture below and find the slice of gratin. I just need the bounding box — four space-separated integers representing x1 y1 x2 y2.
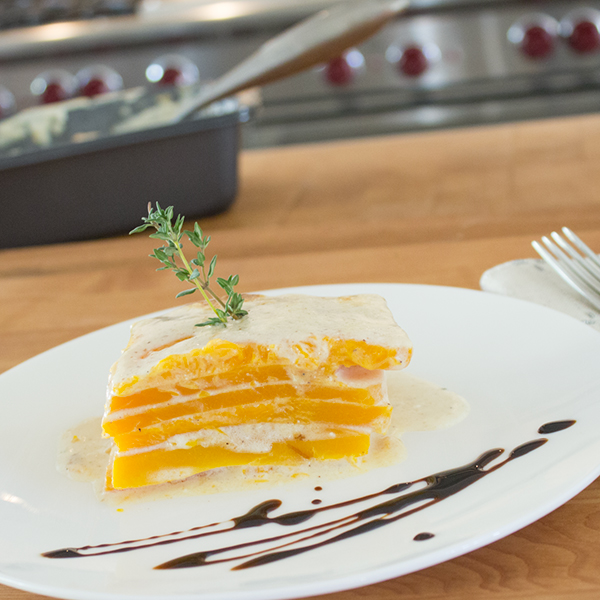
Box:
102 294 412 490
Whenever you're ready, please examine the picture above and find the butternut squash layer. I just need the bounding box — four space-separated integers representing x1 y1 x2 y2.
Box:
111 431 371 489
109 365 292 411
103 382 385 437
112 399 392 451
113 338 406 397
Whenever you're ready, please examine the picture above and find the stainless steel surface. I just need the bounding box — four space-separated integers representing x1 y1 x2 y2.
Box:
248 0 600 145
3 0 600 146
0 0 331 59
0 0 139 31
171 0 409 122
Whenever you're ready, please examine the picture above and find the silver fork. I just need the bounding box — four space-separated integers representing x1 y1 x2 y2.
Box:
532 227 600 311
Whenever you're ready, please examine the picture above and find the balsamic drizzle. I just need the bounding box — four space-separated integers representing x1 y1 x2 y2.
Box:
538 420 576 434
413 532 434 541
42 420 575 570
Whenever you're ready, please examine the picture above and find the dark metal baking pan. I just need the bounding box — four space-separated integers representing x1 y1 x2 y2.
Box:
0 89 243 249
0 0 408 249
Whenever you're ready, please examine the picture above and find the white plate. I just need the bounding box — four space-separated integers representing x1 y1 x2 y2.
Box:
1 283 600 600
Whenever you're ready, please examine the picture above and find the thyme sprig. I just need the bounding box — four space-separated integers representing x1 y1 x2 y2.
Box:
130 203 247 327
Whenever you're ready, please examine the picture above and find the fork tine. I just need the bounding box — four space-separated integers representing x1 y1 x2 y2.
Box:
562 227 600 267
532 239 600 311
540 235 583 275
551 231 581 261
543 234 600 290
550 231 600 284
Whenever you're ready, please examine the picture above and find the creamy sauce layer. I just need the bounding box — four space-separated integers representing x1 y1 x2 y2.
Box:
111 295 412 390
388 372 468 432
57 372 469 504
57 418 112 482
122 424 374 456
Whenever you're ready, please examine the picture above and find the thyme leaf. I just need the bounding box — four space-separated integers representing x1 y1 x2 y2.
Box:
130 203 247 327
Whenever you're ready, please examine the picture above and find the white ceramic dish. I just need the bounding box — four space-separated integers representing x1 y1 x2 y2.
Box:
1 283 600 600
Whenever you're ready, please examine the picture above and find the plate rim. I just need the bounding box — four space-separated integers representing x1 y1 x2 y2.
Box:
1 282 599 600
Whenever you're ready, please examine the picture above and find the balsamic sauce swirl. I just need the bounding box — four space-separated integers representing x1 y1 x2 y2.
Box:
538 420 576 434
42 420 575 570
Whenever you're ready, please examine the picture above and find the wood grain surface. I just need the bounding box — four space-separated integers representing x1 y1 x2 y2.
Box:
2 113 600 600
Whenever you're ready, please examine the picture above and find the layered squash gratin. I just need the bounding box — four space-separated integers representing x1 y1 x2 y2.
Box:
102 294 412 491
